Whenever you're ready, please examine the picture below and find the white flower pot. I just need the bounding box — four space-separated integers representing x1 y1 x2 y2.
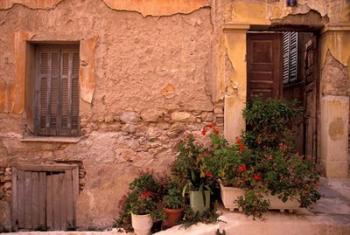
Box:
219 182 300 212
131 213 153 235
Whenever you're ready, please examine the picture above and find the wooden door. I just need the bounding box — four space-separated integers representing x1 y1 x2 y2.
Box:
303 37 318 163
247 33 282 100
11 165 79 231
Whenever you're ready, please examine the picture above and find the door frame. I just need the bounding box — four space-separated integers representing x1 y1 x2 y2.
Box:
246 29 320 161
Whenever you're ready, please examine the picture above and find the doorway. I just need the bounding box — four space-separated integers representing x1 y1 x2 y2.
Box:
247 31 319 162
11 164 79 231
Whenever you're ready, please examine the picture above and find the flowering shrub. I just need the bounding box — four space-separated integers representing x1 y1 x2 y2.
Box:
114 173 165 232
171 127 217 191
200 99 320 217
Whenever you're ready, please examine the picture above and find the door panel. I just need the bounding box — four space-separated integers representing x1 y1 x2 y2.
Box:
12 168 78 231
303 37 318 163
247 33 282 100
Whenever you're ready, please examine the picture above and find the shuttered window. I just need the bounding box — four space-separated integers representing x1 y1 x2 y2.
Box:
282 32 298 84
34 45 80 136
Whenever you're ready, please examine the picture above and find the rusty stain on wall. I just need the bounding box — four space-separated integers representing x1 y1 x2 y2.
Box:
0 0 63 9
329 117 345 140
102 0 210 17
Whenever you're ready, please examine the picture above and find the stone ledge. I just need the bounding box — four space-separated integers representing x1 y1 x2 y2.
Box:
20 136 82 143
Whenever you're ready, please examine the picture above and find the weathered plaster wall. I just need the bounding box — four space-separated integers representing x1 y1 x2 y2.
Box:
0 0 63 10
0 0 218 229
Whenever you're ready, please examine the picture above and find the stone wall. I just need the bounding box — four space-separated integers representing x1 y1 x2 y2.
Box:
0 0 221 230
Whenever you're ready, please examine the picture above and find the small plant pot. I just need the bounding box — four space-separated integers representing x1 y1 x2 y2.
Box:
190 190 210 213
163 208 184 228
131 213 153 235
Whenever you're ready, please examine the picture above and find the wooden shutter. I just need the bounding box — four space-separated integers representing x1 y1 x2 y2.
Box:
247 33 282 100
59 49 80 136
282 32 298 84
34 45 79 136
12 165 79 231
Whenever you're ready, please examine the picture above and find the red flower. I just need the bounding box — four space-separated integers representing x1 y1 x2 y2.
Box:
205 171 213 177
235 137 241 144
207 123 215 128
139 191 153 200
253 174 262 181
238 164 247 173
266 154 273 160
279 143 288 152
235 137 245 153
213 126 220 134
201 127 207 136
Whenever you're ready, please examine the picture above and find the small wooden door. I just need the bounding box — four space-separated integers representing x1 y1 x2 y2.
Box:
247 33 282 100
11 165 79 231
303 37 318 163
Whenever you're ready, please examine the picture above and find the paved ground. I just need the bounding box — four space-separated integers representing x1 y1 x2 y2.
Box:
3 178 350 235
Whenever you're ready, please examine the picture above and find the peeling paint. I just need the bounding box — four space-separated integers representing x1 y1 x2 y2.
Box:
12 31 35 114
102 0 210 17
321 51 349 97
80 37 98 104
228 0 348 25
0 0 63 10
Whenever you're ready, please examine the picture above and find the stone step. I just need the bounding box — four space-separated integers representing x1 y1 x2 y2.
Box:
155 212 350 235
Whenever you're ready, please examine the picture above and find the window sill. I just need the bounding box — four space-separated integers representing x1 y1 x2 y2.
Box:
20 136 82 143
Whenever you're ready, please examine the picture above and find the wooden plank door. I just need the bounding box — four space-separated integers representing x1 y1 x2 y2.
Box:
303 36 318 163
12 167 78 231
11 170 46 230
247 33 282 100
46 169 77 230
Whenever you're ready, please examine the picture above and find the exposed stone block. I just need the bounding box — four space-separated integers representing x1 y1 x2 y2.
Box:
141 108 166 122
120 111 140 124
171 111 193 122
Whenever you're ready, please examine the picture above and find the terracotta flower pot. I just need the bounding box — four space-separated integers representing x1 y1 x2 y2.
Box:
190 190 210 213
163 208 184 228
131 213 153 235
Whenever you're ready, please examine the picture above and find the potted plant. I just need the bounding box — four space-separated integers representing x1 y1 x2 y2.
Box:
162 180 185 228
201 99 321 217
114 173 164 235
130 190 158 235
171 129 217 214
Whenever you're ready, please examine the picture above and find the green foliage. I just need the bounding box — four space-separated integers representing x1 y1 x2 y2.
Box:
163 180 185 209
181 205 219 228
129 173 160 193
114 173 165 232
171 135 215 192
237 190 269 218
243 98 300 150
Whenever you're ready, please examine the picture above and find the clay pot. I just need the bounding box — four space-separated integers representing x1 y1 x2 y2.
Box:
131 213 153 235
163 208 184 228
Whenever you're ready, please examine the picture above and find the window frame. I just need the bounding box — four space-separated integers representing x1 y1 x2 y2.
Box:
25 43 81 137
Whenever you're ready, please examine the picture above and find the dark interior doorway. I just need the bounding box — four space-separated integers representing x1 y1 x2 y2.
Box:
247 31 319 162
